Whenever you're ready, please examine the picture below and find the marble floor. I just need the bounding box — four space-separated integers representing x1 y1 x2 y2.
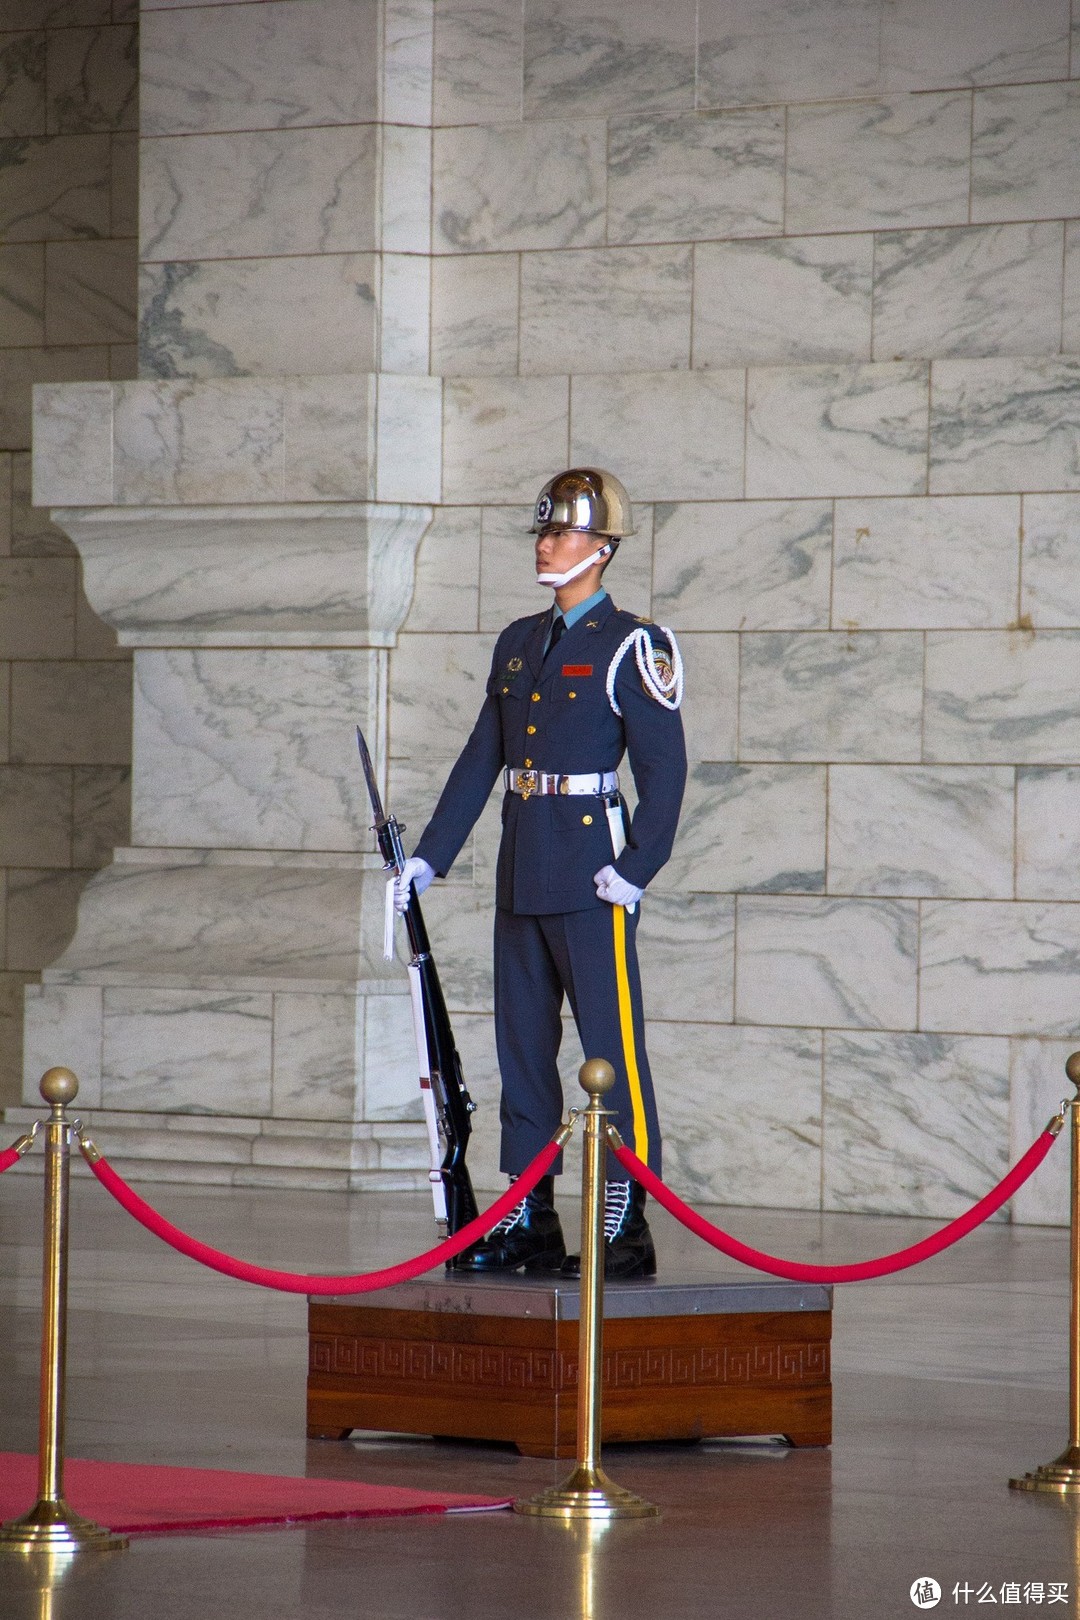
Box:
0 1171 1077 1620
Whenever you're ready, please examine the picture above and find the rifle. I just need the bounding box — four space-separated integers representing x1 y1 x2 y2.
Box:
355 726 479 1236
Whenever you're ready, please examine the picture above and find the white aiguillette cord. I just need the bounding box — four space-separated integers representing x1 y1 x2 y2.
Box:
384 875 396 961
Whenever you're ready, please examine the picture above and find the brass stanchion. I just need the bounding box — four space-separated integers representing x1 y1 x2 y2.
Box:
515 1058 659 1520
0 1068 127 1554
1010 1050 1080 1495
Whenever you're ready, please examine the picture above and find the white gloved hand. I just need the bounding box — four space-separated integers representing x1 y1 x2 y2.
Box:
593 864 644 908
394 856 435 913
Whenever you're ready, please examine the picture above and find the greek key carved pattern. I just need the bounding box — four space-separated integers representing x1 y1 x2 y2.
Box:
309 1335 829 1390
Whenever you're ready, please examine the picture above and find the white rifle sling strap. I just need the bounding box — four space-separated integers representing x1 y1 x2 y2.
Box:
605 626 684 717
407 961 448 1224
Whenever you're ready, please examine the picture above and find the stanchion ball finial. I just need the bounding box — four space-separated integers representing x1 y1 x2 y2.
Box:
1066 1053 1080 1090
39 1067 78 1106
579 1059 616 1098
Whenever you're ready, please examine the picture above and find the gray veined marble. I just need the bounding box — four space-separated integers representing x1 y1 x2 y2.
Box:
662 762 826 896
378 254 431 375
921 900 1080 1037
433 0 523 126
101 987 273 1116
636 892 736 1025
519 247 691 376
739 631 924 763
653 499 832 631
1017 767 1080 902
1064 223 1080 354
433 120 606 254
930 359 1080 495
523 0 695 119
746 362 930 501
402 505 481 633
114 379 284 506
827 765 1015 899
443 377 569 504
0 130 111 244
880 0 1070 92
1008 1035 1073 1225
606 107 784 246
382 0 435 128
431 253 519 377
693 236 872 369
822 1031 1009 1219
735 895 919 1031
972 81 1080 225
786 93 971 236
389 631 497 762
832 495 1020 630
696 0 883 110
873 223 1064 362
0 242 45 345
924 629 1080 764
1021 495 1080 627
140 0 380 137
570 370 745 503
654 631 737 766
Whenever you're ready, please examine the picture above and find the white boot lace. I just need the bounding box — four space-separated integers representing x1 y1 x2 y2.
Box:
490 1182 527 1236
603 1180 631 1241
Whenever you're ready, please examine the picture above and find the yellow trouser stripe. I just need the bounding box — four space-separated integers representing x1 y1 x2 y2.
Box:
612 904 648 1165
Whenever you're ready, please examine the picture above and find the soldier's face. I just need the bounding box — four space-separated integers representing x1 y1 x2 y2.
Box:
535 525 597 575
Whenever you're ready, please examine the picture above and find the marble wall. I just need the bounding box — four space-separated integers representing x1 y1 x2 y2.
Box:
20 0 1080 1223
0 0 137 1109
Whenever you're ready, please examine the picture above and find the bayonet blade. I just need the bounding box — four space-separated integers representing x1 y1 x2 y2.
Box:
355 725 386 825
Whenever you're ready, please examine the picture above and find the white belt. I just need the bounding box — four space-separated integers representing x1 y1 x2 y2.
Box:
504 768 619 799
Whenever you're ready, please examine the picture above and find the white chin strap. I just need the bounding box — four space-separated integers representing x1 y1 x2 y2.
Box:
536 542 612 589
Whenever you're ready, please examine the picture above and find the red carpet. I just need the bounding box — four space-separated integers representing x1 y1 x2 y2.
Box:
0 1454 511 1535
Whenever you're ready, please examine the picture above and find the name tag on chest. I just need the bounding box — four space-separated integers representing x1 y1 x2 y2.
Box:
561 664 593 677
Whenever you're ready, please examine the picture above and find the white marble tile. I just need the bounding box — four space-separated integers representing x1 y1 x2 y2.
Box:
655 631 735 768
607 108 784 245
31 379 113 507
571 370 744 503
141 127 379 261
1008 1036 1073 1226
402 505 480 633
1022 495 1080 627
636 892 735 1024
930 360 1080 496
1064 223 1080 354
432 0 523 127
647 1022 823 1210
924 630 1080 764
972 82 1080 224
0 242 44 346
271 991 361 1122
697 0 883 109
921 901 1080 1037
520 247 691 375
883 0 1069 90
786 94 971 235
0 346 109 448
433 120 606 253
382 0 434 126
827 765 1015 899
101 987 273 1114
694 236 872 369
653 499 831 631
735 895 919 1030
822 1031 1009 1218
740 631 924 763
660 762 826 896
379 254 431 375
832 495 1020 629
389 632 496 761
746 363 929 501
44 238 135 345
22 982 102 1106
113 379 284 505
431 253 519 377
138 257 379 380
132 650 384 850
1017 768 1080 902
388 754 477 884
873 224 1064 362
443 377 568 503
140 0 380 136
410 884 494 1013
375 374 442 504
282 376 375 503
362 992 426 1121
0 131 111 245
523 0 695 119
380 124 431 256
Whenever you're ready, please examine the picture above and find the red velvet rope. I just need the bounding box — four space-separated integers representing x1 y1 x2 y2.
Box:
84 1141 562 1294
612 1129 1059 1283
0 1147 21 1175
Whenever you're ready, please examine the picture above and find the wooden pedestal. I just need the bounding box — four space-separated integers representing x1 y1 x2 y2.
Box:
307 1275 832 1459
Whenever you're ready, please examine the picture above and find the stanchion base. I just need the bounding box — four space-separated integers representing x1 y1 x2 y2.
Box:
0 1497 128 1554
1010 1445 1080 1496
514 1465 659 1521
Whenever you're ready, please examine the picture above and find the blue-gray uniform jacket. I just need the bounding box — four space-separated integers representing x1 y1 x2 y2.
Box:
414 595 687 913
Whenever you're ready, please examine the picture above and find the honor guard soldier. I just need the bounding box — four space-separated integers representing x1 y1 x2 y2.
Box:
395 468 686 1278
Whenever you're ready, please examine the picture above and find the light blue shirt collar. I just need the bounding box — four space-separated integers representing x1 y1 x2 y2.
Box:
556 587 608 633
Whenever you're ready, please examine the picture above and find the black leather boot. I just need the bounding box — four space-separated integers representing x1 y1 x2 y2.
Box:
561 1179 657 1280
452 1175 566 1273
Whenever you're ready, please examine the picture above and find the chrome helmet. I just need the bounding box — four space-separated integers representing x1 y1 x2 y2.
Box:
529 467 635 538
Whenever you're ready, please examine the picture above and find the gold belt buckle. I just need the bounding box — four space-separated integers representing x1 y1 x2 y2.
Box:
516 769 538 801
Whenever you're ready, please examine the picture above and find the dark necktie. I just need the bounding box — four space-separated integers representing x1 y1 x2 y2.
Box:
546 614 566 658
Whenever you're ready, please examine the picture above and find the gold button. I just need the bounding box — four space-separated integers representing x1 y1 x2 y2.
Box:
531 692 540 702
502 686 509 693
582 814 593 825
526 724 536 735
568 690 576 699
524 757 532 767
